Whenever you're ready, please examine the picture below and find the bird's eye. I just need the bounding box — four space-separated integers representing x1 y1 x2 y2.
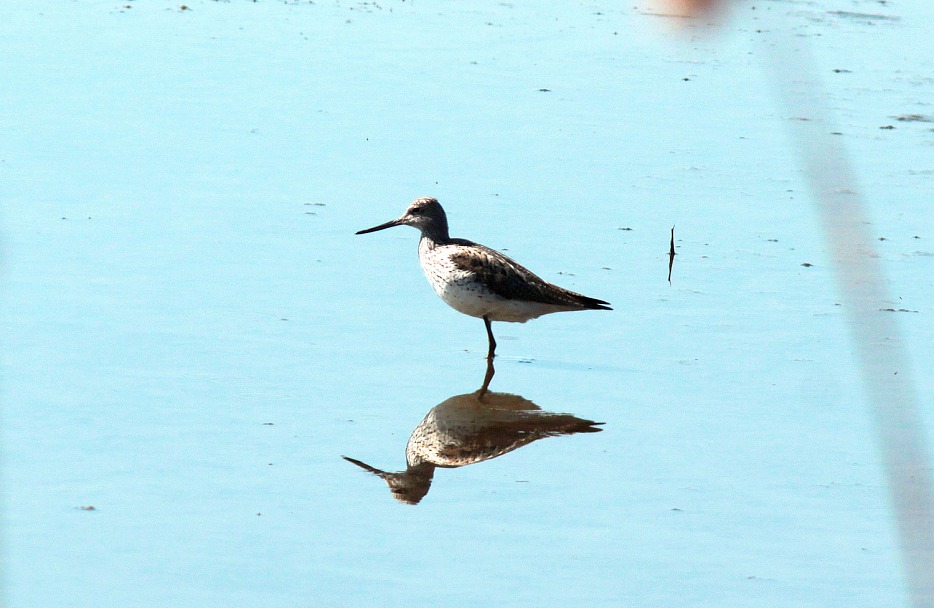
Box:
410 208 421 215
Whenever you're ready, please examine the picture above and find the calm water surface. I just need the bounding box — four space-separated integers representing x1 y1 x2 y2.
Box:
2 1 932 607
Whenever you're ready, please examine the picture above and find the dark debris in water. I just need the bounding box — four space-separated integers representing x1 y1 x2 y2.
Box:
880 308 919 313
827 10 899 22
895 114 934 123
668 226 676 285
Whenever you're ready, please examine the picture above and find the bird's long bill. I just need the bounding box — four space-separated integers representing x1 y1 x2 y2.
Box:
355 217 403 235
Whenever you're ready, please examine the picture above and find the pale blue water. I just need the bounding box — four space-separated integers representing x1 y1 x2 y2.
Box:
2 1 932 607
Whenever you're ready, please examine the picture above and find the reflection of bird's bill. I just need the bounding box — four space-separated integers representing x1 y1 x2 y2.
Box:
341 455 389 477
355 217 404 235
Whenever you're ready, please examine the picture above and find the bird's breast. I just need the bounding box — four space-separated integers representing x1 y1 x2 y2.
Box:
416 241 558 322
418 243 492 315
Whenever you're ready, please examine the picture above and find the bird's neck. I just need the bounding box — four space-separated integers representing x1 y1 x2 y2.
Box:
419 221 451 247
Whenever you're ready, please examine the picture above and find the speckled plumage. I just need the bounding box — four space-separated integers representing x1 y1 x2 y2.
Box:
356 197 611 356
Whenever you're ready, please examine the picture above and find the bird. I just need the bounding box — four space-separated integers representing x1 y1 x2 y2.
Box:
355 197 611 359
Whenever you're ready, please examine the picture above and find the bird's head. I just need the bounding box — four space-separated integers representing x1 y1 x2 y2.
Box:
355 197 448 240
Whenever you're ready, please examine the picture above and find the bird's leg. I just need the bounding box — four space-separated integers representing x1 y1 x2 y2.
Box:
478 357 496 400
483 316 496 360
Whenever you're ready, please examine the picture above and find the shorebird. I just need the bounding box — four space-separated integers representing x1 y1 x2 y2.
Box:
356 197 611 358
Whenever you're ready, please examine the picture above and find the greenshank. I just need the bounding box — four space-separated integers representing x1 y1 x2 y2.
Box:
356 197 611 359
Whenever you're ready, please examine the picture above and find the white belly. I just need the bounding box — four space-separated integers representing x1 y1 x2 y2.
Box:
418 240 560 323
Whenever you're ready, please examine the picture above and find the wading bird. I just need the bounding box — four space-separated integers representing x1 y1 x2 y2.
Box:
356 197 611 358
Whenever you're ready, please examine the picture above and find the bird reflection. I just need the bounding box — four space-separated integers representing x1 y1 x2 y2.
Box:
342 360 603 505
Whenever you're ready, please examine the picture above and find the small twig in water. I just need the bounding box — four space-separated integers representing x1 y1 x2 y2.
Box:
668 226 676 284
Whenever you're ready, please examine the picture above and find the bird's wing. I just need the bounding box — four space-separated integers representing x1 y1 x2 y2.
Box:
449 241 611 309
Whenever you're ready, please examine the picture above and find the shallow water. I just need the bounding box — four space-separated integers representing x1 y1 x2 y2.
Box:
2 1 933 607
